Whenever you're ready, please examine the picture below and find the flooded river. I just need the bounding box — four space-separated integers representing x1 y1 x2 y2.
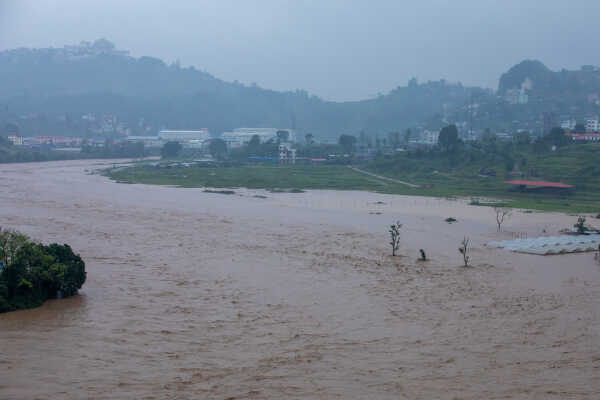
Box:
1 160 599 399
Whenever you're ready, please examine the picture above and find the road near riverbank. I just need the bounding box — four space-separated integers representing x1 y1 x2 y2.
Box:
0 159 598 399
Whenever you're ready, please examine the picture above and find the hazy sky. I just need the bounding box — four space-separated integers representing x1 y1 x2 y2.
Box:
1 0 599 101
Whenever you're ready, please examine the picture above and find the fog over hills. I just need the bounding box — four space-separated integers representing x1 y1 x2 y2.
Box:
1 40 599 138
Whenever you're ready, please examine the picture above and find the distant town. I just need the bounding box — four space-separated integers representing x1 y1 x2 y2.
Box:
5 111 600 164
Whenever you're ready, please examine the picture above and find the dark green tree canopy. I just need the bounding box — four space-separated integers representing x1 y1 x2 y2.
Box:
574 123 585 133
546 127 569 147
338 134 357 153
0 227 86 313
276 130 290 142
209 138 227 159
438 124 458 152
161 141 182 158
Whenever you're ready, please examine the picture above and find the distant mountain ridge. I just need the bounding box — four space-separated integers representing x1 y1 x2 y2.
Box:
1 40 599 138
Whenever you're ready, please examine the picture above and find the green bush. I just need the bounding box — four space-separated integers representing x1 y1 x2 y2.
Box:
0 228 86 313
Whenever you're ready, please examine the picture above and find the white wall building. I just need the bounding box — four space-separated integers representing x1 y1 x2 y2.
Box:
560 119 577 130
126 136 164 148
7 135 23 145
585 117 599 132
158 130 211 142
421 130 439 145
278 143 296 164
220 128 295 149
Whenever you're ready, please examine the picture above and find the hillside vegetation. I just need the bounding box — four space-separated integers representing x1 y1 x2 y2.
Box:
4 40 600 140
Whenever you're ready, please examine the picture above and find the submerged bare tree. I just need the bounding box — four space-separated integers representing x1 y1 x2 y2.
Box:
459 237 470 267
494 207 511 232
389 221 402 256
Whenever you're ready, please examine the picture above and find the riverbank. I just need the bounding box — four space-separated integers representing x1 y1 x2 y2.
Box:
0 159 598 399
106 162 600 213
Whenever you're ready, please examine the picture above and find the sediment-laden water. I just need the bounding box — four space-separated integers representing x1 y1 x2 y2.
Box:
1 160 598 399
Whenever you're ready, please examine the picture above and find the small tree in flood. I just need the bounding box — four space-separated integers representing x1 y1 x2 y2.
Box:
494 207 511 232
574 216 587 235
389 221 402 256
459 237 470 267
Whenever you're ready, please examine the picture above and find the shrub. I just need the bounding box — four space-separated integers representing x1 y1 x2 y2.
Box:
0 228 86 313
574 216 587 234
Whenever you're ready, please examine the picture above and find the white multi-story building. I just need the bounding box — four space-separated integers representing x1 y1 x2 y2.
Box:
585 117 599 132
7 135 23 145
560 119 576 130
220 128 295 149
126 136 164 148
159 129 211 142
421 130 439 145
278 143 296 164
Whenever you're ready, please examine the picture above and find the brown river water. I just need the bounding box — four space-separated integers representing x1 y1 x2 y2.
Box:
0 159 599 399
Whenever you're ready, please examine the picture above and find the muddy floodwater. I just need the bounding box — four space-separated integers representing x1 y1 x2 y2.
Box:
1 159 599 399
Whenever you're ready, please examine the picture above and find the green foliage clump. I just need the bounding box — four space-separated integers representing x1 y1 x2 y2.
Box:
161 141 183 158
574 216 588 234
0 227 86 313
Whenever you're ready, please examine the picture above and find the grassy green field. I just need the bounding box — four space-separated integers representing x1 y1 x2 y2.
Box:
107 144 600 213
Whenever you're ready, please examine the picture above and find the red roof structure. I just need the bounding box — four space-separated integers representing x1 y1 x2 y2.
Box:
565 133 600 141
504 180 574 188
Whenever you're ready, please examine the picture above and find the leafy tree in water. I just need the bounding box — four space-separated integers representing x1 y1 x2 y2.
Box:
574 123 585 133
208 138 227 159
0 228 86 312
161 141 182 158
574 216 587 234
438 124 458 152
338 134 357 153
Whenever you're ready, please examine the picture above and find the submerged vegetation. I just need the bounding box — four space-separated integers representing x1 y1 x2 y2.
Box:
107 141 600 213
0 227 86 313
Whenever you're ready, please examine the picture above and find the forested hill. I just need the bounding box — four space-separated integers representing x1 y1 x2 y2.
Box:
0 40 480 138
499 59 600 101
1 40 599 138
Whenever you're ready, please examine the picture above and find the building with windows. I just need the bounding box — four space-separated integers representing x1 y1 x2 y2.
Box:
158 130 211 142
220 128 295 149
585 117 599 132
278 143 296 164
7 135 23 145
560 118 577 130
126 136 164 148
